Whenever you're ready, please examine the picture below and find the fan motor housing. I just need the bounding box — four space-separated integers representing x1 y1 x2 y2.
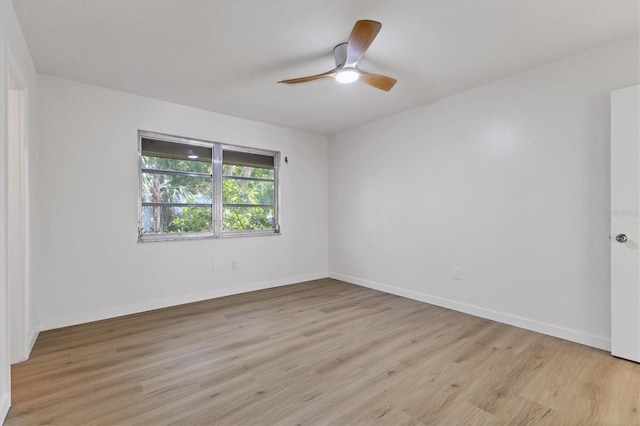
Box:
334 42 348 67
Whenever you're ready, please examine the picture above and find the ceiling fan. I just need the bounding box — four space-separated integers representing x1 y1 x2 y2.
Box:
278 20 397 92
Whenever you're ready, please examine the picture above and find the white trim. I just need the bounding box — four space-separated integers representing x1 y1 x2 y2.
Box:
0 392 9 424
0 11 12 417
329 272 611 351
38 272 328 331
6 45 31 366
26 329 38 357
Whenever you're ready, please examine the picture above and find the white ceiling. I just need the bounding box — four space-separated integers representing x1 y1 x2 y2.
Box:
12 0 640 136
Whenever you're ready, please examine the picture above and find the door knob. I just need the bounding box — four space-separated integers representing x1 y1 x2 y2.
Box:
616 234 628 243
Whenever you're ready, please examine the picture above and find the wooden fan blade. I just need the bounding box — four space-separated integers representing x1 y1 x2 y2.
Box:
278 69 337 84
345 20 382 67
358 70 397 91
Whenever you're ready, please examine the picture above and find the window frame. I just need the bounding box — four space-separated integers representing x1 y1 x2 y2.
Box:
137 130 280 242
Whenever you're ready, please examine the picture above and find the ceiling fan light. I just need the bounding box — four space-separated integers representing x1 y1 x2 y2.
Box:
335 68 359 84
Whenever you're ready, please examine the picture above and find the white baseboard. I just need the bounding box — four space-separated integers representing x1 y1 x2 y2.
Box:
27 329 39 356
329 272 611 351
38 272 328 332
0 392 10 425
10 329 40 365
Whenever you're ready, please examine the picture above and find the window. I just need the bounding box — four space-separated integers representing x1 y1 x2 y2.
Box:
138 131 279 241
222 149 277 232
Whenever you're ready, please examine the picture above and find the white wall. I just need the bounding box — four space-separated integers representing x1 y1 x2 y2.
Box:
329 36 640 350
36 74 328 330
1 0 39 420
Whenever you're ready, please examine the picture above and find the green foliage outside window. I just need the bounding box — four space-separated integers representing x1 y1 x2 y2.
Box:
222 164 275 231
141 156 276 234
141 156 213 233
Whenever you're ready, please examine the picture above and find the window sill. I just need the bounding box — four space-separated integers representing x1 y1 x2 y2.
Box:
138 230 281 243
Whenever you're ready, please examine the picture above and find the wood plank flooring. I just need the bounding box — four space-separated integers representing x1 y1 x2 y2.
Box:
5 278 640 425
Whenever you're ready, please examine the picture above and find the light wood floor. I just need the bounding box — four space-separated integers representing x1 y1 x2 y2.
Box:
5 279 640 425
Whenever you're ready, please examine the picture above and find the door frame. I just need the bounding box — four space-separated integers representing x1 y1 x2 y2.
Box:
7 47 30 364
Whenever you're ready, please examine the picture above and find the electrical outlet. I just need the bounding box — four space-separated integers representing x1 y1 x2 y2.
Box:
453 265 461 280
212 259 219 272
232 260 239 271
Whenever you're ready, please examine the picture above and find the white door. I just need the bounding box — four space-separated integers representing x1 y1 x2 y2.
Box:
611 84 640 363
